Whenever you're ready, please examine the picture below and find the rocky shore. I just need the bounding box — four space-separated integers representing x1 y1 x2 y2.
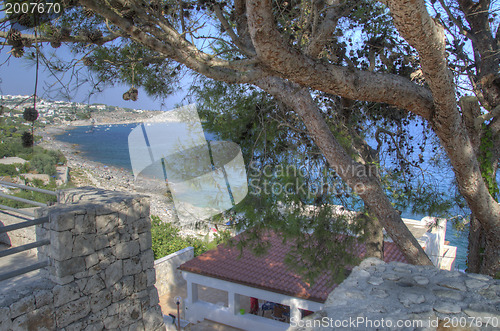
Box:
37 122 185 233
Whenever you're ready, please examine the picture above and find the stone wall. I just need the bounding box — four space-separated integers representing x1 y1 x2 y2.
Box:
290 258 500 331
154 246 194 297
0 187 165 330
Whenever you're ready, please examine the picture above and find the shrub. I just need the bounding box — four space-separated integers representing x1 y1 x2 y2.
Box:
150 215 209 259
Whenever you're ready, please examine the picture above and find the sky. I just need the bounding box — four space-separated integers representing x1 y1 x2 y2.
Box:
0 46 189 111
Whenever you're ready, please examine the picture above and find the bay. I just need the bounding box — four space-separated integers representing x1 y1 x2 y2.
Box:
56 123 470 270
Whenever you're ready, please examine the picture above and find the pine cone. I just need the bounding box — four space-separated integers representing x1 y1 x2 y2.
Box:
60 27 71 38
12 47 24 58
88 30 103 43
7 29 21 41
50 41 62 48
23 107 39 122
22 132 34 148
84 9 94 17
83 57 94 66
122 91 131 101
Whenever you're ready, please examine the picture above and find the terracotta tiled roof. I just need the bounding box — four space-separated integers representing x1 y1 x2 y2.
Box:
179 231 408 303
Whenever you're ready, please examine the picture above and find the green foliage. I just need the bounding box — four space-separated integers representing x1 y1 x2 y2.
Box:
0 178 57 208
0 164 20 176
479 125 499 201
150 215 209 259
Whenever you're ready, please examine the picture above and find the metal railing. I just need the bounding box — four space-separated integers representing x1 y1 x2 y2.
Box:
0 180 56 282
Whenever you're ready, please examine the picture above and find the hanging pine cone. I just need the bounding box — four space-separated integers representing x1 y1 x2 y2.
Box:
7 29 21 42
21 131 34 148
23 107 39 122
88 30 103 43
7 29 22 48
12 47 24 58
122 87 138 101
122 91 131 101
83 56 94 66
129 87 138 101
50 41 62 48
60 27 71 38
83 8 94 17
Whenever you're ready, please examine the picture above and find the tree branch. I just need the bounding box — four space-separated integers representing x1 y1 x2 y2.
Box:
256 76 433 266
246 0 435 120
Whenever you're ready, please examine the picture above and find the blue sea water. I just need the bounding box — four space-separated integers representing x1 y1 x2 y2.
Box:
56 123 470 269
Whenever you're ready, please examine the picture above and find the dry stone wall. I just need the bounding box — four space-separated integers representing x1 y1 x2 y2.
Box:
290 258 500 331
0 187 165 330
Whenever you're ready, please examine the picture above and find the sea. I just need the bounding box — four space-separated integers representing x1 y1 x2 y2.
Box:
55 123 470 270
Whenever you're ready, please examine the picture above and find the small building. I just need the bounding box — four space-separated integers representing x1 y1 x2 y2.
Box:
179 231 409 331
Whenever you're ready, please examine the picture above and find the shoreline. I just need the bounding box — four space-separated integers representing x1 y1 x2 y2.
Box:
37 123 187 232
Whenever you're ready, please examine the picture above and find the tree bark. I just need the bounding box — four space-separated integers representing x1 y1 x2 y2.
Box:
257 76 433 266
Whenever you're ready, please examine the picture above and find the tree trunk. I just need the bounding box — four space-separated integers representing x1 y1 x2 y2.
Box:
357 211 384 259
257 76 433 266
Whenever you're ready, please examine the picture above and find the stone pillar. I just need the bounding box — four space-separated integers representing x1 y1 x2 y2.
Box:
37 187 165 330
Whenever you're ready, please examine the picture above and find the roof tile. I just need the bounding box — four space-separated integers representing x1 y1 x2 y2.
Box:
179 231 408 303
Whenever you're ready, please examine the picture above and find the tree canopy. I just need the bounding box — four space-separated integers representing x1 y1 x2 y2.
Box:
1 0 499 276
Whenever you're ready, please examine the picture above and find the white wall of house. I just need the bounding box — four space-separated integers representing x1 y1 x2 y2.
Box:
182 271 323 331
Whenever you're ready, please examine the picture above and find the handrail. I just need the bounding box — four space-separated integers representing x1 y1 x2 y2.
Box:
0 216 48 234
0 204 34 217
0 239 50 258
0 192 47 207
0 260 49 282
0 180 57 196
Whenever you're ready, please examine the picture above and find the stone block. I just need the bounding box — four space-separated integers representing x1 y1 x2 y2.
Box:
84 321 105 331
115 241 140 260
138 232 152 252
146 268 156 287
74 213 97 234
124 257 143 276
133 218 150 234
73 234 96 257
53 283 80 307
149 287 160 307
90 289 112 314
50 230 73 261
103 314 120 329
95 214 118 234
83 274 106 295
142 305 164 331
55 296 90 328
135 272 147 292
12 305 55 331
106 232 120 247
94 234 110 251
51 211 76 232
118 299 142 327
126 321 145 331
122 276 135 297
140 249 155 270
105 260 123 287
55 256 86 278
0 307 12 331
85 253 99 269
10 295 35 319
49 274 75 286
34 289 54 309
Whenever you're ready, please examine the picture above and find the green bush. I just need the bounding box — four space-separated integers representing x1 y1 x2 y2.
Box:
0 164 19 176
150 215 209 259
30 150 66 176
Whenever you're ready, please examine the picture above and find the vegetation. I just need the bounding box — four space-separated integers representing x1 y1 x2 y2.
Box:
1 0 499 276
150 215 208 259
